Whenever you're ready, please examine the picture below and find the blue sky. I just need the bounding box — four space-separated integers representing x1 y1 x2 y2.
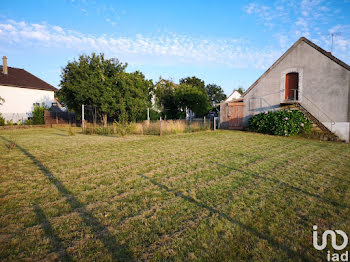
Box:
0 0 349 95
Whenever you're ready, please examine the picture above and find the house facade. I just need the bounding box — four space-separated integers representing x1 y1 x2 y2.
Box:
221 37 350 142
0 56 57 122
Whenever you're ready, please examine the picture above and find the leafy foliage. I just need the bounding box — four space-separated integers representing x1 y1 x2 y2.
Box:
0 96 5 126
248 110 312 136
25 119 33 125
205 84 226 107
58 53 153 124
32 103 48 125
179 76 206 93
111 71 153 122
237 87 245 94
0 113 5 126
154 80 210 119
141 108 161 121
175 84 210 117
154 80 182 119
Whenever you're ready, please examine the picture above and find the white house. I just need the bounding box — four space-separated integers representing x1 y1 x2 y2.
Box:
0 56 57 122
225 90 242 102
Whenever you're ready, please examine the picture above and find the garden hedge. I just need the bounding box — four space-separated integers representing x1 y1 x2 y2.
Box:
248 110 312 136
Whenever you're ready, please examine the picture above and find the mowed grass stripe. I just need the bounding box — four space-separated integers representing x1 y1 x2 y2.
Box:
0 128 349 261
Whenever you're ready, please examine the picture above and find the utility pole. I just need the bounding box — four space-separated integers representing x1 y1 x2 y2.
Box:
147 108 150 122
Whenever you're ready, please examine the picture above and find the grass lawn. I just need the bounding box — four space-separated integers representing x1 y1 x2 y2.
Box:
0 128 349 261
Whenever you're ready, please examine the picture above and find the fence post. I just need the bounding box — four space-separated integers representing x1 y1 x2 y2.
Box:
82 104 85 132
213 117 216 131
159 116 162 136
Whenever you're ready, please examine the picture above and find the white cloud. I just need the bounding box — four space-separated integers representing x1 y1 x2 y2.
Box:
80 8 88 15
245 0 350 63
0 19 281 69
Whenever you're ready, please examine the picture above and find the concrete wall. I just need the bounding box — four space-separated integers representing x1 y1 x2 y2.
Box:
243 41 350 141
0 85 55 122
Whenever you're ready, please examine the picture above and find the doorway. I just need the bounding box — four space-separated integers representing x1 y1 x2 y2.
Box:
285 72 299 100
228 103 244 129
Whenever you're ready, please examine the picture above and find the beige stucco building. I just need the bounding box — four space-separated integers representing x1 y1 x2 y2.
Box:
220 37 350 142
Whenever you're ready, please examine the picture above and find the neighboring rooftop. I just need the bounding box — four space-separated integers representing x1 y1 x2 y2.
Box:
0 57 57 92
225 90 242 102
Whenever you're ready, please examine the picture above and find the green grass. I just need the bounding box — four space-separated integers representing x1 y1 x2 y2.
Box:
0 127 349 261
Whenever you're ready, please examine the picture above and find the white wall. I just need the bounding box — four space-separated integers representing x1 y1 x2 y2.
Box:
225 91 241 102
243 41 350 142
0 85 55 122
323 122 350 142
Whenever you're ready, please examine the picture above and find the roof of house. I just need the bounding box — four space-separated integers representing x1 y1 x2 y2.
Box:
242 37 350 97
225 90 242 102
0 66 57 92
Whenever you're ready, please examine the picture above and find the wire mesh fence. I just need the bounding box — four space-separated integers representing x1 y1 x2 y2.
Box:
81 105 218 136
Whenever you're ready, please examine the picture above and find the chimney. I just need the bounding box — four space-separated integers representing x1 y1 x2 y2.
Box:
2 56 8 75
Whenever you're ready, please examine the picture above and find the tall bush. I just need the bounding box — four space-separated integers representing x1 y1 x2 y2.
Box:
32 103 47 125
248 110 312 136
0 113 5 126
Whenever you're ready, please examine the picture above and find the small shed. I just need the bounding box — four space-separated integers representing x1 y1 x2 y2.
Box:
219 98 244 130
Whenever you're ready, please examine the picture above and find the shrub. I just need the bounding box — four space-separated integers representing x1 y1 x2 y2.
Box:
25 119 33 125
248 110 312 136
0 114 5 126
32 103 47 125
113 121 137 136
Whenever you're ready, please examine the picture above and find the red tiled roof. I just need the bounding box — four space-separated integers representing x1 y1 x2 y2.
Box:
0 67 57 92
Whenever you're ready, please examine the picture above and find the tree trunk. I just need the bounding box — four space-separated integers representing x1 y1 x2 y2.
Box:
103 113 107 128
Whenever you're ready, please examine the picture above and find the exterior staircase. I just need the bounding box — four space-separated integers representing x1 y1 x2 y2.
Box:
280 101 340 141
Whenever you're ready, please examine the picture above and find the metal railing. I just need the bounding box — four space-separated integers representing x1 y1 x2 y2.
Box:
285 89 299 101
300 94 335 131
282 89 335 131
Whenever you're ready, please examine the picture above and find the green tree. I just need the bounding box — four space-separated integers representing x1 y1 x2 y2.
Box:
153 78 211 119
179 76 206 93
32 103 47 125
58 53 152 125
175 84 210 117
58 53 127 126
112 71 153 122
237 86 245 94
154 80 179 119
205 84 226 107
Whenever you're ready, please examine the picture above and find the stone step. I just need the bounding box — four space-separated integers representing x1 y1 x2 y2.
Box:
279 103 341 142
